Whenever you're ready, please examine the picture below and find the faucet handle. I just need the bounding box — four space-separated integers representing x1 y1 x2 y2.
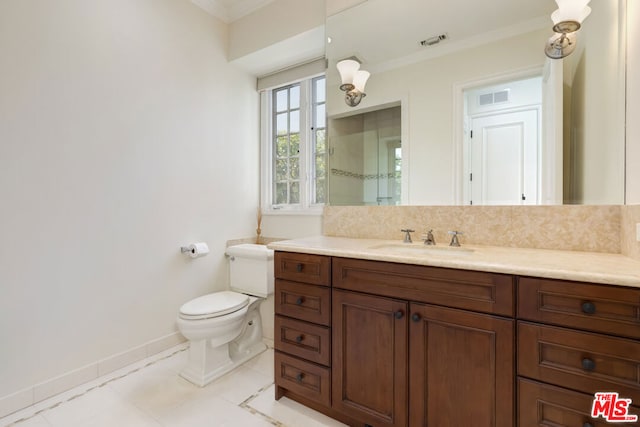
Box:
401 229 415 243
448 230 464 247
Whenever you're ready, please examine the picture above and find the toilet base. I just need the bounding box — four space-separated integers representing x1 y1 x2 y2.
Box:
179 301 266 387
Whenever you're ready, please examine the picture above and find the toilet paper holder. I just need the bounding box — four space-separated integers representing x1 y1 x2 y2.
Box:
180 242 210 258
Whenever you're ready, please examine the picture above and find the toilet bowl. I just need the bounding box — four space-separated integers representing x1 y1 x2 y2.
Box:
176 244 274 387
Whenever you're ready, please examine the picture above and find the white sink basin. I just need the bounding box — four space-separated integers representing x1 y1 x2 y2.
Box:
369 243 475 256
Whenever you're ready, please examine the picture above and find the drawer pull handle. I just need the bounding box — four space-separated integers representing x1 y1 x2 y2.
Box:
296 263 303 272
581 301 596 314
582 358 596 371
295 297 304 305
411 313 421 322
296 373 304 382
583 423 594 427
295 335 304 343
394 310 404 319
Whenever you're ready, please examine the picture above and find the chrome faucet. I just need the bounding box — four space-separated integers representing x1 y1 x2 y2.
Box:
422 229 436 245
401 229 415 243
448 230 464 247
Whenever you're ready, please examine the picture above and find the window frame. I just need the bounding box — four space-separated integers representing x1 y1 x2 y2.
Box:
260 73 326 215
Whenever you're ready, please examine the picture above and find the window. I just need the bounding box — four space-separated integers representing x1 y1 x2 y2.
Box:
261 75 326 213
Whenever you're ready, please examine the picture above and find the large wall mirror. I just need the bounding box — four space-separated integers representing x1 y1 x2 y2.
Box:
325 0 627 206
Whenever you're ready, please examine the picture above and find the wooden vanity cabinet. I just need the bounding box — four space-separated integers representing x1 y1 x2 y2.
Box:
517 277 640 426
274 251 640 427
274 252 333 408
332 257 515 427
332 289 408 427
408 303 514 427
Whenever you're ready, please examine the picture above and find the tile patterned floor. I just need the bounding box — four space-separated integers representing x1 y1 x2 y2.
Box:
1 347 347 427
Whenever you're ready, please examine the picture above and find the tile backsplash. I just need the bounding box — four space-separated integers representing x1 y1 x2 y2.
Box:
323 205 622 254
621 205 640 260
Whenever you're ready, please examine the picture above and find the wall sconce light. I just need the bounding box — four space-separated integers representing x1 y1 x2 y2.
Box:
545 0 591 59
336 59 370 107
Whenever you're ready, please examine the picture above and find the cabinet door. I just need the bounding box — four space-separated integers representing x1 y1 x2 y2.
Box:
332 289 408 427
409 303 514 427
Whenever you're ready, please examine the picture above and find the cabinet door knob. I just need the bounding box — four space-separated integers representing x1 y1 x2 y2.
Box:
295 335 304 343
394 310 404 319
582 358 596 371
411 313 421 322
581 301 596 314
296 263 303 272
296 373 304 382
295 297 304 305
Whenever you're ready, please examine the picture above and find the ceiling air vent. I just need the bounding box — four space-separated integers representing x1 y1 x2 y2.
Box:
420 33 448 47
478 89 510 106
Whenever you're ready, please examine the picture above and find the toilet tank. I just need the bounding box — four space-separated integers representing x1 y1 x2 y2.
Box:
226 244 274 298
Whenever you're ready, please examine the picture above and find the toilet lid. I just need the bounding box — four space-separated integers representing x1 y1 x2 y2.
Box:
179 291 249 319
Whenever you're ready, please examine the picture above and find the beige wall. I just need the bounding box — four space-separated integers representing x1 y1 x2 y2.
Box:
627 0 640 204
563 0 626 204
0 0 258 404
229 0 325 61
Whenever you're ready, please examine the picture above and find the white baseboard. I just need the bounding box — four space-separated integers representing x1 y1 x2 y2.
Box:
0 332 187 421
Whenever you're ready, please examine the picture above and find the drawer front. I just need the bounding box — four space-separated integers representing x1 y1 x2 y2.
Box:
275 351 331 407
332 257 514 316
275 315 331 366
518 378 640 427
275 280 331 325
274 252 330 286
518 322 640 403
518 277 640 339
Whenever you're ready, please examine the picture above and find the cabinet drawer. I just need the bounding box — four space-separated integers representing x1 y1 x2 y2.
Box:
275 280 331 325
518 322 640 403
518 277 640 339
333 257 514 316
275 315 330 366
518 378 640 426
275 351 331 408
274 252 330 286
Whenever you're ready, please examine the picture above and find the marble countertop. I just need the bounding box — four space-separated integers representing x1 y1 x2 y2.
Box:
268 236 640 288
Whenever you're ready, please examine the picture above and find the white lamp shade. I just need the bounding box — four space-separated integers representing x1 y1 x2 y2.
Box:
551 0 591 24
353 70 370 92
336 59 360 86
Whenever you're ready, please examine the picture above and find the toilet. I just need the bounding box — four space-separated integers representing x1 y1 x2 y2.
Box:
176 243 274 387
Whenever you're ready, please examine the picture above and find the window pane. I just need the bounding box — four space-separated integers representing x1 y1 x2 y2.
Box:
315 104 326 128
290 86 300 109
275 182 288 204
276 135 288 157
275 159 287 181
315 178 326 203
276 113 288 135
276 90 288 112
290 110 300 133
290 158 299 180
315 129 326 153
315 154 326 178
290 182 300 204
315 78 326 103
290 133 300 155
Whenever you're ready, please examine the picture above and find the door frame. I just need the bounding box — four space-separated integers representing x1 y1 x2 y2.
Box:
452 66 546 205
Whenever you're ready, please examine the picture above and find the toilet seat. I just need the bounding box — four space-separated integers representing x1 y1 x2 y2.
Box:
179 291 249 320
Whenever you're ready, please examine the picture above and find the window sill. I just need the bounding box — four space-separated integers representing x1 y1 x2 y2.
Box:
262 207 324 217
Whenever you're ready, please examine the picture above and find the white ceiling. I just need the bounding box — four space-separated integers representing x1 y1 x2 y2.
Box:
191 0 275 23
191 0 561 77
326 0 558 71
